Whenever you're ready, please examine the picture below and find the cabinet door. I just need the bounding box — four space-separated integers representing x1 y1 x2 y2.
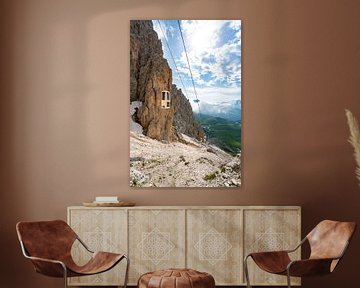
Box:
68 208 127 286
244 209 301 286
187 209 243 285
128 209 186 284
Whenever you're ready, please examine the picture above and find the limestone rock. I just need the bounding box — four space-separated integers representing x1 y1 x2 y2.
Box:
130 20 204 142
172 84 205 141
130 20 174 141
130 132 241 187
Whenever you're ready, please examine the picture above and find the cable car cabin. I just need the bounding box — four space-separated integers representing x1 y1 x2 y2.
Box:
161 90 171 109
193 99 200 103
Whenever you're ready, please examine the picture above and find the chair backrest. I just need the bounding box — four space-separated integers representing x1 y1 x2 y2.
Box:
307 220 356 261
16 220 77 261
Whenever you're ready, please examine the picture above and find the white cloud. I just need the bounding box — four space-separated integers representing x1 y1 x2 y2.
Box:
177 20 241 91
152 20 164 40
228 20 241 31
183 85 241 112
153 21 177 45
153 20 241 105
181 20 222 55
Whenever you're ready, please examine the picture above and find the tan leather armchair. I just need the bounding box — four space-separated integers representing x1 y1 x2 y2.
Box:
16 220 129 288
244 220 356 288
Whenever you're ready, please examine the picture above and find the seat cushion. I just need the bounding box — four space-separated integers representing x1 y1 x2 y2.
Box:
138 268 215 288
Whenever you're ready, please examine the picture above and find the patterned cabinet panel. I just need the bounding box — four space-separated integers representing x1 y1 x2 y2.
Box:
187 209 243 285
67 206 300 286
68 208 127 286
244 209 301 286
128 209 186 284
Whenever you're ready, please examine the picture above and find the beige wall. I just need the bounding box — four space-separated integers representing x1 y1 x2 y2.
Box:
1 0 360 287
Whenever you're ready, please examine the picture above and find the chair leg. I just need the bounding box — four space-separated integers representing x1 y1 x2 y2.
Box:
244 255 252 288
286 269 291 288
62 264 68 288
123 255 130 288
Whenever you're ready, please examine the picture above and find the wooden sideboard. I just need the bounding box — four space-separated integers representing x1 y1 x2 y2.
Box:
67 206 301 286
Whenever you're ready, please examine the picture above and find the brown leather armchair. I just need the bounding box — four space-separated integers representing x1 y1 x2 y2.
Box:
16 220 129 288
244 220 356 288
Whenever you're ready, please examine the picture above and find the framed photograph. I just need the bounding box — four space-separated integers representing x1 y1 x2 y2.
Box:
130 20 241 187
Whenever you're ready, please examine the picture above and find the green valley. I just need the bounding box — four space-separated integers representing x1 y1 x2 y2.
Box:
196 114 241 156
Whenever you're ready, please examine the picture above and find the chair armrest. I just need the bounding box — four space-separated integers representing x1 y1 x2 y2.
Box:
254 250 289 254
246 250 292 262
245 237 306 259
76 236 94 253
287 258 336 277
19 240 67 277
246 251 291 274
26 255 64 265
286 237 307 253
25 255 67 278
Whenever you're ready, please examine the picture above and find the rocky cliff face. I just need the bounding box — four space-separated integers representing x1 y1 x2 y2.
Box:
130 20 173 141
130 20 204 142
172 84 205 140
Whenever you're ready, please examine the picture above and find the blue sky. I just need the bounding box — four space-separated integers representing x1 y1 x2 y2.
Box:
152 20 241 112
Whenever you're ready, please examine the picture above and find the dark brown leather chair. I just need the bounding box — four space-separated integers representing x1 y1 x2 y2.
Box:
16 220 129 288
244 220 356 288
